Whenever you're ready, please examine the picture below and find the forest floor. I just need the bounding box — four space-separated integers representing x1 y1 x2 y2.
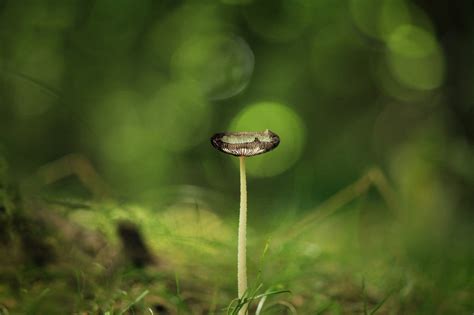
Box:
0 160 473 315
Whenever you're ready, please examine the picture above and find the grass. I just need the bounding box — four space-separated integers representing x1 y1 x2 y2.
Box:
0 175 473 314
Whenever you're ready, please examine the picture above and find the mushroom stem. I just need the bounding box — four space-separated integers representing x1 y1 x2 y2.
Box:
238 155 248 313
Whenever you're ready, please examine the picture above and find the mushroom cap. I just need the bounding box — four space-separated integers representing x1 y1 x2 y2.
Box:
210 130 280 157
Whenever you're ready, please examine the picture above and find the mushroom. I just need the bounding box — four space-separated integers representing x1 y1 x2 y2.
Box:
211 129 280 313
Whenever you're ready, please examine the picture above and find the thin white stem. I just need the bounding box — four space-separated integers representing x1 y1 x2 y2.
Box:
238 156 248 314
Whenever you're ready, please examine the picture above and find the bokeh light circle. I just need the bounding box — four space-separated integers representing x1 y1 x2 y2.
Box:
350 0 386 39
144 81 211 152
171 35 254 100
372 56 434 102
350 0 411 40
386 24 444 90
388 24 437 58
229 102 305 177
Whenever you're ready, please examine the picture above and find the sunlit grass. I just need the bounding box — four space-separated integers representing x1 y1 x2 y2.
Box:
0 163 472 314
1 184 472 314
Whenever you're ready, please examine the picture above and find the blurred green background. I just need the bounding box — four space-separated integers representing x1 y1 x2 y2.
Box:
0 0 473 314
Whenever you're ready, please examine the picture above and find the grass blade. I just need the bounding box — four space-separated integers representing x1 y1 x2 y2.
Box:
119 290 149 315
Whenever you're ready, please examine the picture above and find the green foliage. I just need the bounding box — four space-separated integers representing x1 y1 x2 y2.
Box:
226 283 291 315
0 0 473 314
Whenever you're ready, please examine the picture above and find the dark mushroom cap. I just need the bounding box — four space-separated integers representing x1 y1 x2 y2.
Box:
210 130 280 157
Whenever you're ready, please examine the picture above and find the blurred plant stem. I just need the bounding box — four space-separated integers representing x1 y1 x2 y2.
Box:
284 167 396 240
